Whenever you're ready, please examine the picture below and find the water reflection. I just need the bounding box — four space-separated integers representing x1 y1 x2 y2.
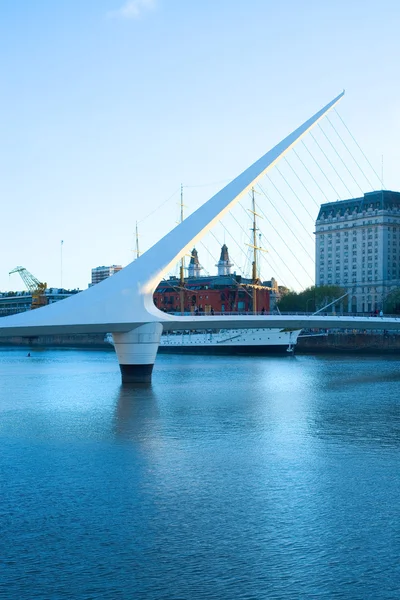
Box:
112 383 160 441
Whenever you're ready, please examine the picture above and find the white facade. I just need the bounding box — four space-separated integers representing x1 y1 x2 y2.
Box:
315 191 400 313
91 265 122 286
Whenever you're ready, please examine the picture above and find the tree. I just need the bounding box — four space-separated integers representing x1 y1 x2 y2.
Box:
276 285 346 313
384 288 400 314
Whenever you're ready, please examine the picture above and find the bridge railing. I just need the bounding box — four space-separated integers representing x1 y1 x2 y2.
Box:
170 310 399 318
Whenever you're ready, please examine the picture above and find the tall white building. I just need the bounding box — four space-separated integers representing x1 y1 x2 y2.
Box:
315 191 400 313
91 265 122 286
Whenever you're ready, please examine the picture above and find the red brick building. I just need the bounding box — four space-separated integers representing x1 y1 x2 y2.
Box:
153 245 273 314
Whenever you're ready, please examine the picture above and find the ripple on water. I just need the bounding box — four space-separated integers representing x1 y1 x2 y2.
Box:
0 349 399 599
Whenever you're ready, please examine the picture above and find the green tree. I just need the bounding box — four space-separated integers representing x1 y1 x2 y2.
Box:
384 288 400 314
277 285 346 313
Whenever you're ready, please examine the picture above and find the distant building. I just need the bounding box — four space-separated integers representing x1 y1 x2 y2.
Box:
315 190 400 313
153 244 274 314
0 289 79 317
91 265 122 286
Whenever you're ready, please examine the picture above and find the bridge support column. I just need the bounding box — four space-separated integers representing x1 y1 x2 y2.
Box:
112 323 163 383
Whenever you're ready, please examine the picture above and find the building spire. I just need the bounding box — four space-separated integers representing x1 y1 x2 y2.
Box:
216 244 233 276
188 248 202 278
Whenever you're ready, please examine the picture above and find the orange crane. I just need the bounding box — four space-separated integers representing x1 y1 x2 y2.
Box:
9 266 48 309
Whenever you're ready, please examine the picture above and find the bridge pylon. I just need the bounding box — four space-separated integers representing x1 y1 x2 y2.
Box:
112 323 163 383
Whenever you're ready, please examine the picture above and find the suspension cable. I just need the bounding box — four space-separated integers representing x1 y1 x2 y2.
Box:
138 187 180 224
243 194 313 285
250 190 314 272
275 166 315 220
265 174 314 242
326 115 375 190
309 132 353 197
283 157 320 209
252 187 314 262
256 225 307 289
334 109 382 185
255 232 291 289
292 148 330 202
220 209 291 288
302 140 342 198
317 123 365 194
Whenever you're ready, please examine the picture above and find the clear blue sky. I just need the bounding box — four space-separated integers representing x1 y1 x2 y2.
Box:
1 0 399 291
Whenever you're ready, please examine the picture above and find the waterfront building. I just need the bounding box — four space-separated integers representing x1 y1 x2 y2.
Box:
0 289 79 317
315 190 400 313
153 245 274 314
91 265 122 286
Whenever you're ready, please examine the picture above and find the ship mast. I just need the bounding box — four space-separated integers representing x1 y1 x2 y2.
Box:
179 184 185 315
135 221 140 260
251 187 258 313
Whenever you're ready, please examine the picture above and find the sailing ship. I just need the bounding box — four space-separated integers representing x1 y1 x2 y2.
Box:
158 327 300 354
105 327 300 355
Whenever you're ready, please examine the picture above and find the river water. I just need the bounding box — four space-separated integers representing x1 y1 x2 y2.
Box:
0 348 399 599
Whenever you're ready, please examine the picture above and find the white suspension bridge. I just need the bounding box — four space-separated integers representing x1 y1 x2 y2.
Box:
2 90 400 382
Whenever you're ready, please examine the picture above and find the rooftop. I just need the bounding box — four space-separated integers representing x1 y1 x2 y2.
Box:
317 190 400 220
